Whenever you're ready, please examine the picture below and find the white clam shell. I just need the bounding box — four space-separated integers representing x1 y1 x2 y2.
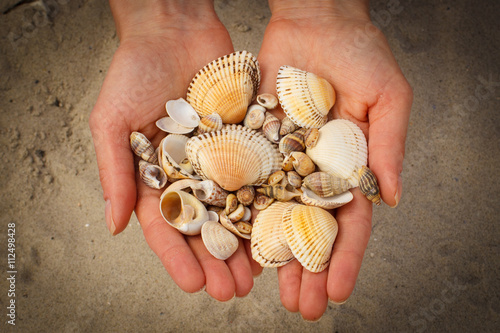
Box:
283 205 338 273
276 66 335 128
159 134 200 180
165 98 200 128
156 117 195 134
300 187 353 209
251 201 299 267
186 51 261 124
306 119 367 187
202 221 239 260
159 190 209 235
185 125 282 191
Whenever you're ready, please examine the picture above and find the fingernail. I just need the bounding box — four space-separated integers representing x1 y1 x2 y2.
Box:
105 199 116 235
329 298 347 305
391 174 403 208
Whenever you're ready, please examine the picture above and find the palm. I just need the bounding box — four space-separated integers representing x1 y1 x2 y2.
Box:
257 16 412 320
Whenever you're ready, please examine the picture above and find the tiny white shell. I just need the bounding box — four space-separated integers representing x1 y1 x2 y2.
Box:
165 98 200 128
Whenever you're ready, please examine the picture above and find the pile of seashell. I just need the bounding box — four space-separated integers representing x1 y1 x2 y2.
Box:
130 51 380 273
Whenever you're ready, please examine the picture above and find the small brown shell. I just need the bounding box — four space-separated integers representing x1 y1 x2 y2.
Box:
253 192 275 210
287 171 302 188
236 185 255 206
225 193 239 215
234 221 253 235
130 131 157 163
268 170 285 186
358 166 381 205
291 152 315 177
139 160 167 189
282 154 295 172
303 172 351 197
279 116 298 136
304 128 319 148
279 132 305 155
256 93 279 110
257 184 302 202
262 112 280 143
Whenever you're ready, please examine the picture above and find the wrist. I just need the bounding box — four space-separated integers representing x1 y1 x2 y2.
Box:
109 0 220 41
268 0 370 22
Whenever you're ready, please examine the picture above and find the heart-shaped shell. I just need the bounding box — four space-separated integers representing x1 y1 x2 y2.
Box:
185 125 282 191
159 134 200 180
276 66 335 128
202 221 239 260
186 51 261 124
283 205 338 273
159 190 209 235
306 119 367 187
251 201 299 267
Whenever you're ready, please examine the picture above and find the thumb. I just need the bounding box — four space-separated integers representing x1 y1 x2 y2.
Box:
89 107 137 235
367 79 412 207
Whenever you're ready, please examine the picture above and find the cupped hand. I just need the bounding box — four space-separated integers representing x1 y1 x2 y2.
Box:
258 1 413 320
89 1 262 301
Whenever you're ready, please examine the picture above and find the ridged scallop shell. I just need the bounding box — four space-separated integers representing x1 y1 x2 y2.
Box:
251 201 299 267
300 187 353 209
303 172 351 197
159 134 200 180
276 66 335 128
139 160 167 189
190 180 228 207
283 205 338 273
198 113 223 134
186 125 282 191
186 51 261 124
160 190 209 235
358 166 381 205
130 132 157 163
202 221 239 260
306 119 367 187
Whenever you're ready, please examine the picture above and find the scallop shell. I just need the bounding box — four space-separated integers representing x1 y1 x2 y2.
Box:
236 185 255 206
198 113 223 134
165 98 200 128
256 93 278 109
358 166 381 205
300 187 353 209
202 221 239 260
159 190 209 235
276 66 335 128
130 132 156 163
139 160 167 189
306 119 367 187
303 172 351 197
185 125 282 191
159 134 200 180
283 205 338 273
243 104 266 130
190 180 228 207
251 201 299 267
186 51 261 124
262 112 280 143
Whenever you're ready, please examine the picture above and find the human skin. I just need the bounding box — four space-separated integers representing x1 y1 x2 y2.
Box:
89 0 412 321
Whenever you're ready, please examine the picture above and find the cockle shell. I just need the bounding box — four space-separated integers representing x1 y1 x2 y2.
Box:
303 172 351 197
185 125 282 191
283 205 338 273
190 180 228 207
243 104 266 130
279 117 298 136
156 117 195 134
262 112 280 143
201 221 239 260
251 201 299 267
291 151 315 177
257 184 302 202
257 93 278 109
139 160 167 189
220 211 251 240
276 66 335 128
236 185 255 206
130 131 157 163
165 98 200 128
198 113 223 134
159 190 209 235
279 132 305 155
300 187 353 209
306 119 367 187
358 166 381 205
159 134 200 180
186 51 261 124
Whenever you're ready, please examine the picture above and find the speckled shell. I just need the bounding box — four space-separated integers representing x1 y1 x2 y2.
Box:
358 166 381 205
130 131 157 163
268 170 285 186
159 134 200 180
300 187 353 209
306 119 367 187
185 125 282 191
186 51 261 124
283 205 338 273
251 201 299 267
202 220 239 260
303 172 351 197
159 190 209 235
276 66 335 128
139 160 167 189
198 113 223 134
304 128 319 148
190 180 228 207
